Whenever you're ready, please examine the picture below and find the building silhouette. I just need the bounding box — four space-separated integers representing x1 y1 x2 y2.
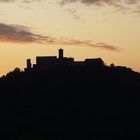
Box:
24 48 104 72
27 59 32 69
58 48 63 60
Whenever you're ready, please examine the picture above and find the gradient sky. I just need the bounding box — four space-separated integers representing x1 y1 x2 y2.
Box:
0 0 140 75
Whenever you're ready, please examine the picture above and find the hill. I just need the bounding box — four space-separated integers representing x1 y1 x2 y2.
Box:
0 55 140 140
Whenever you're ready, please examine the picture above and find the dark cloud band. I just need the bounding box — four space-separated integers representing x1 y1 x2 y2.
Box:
60 0 140 6
0 23 119 51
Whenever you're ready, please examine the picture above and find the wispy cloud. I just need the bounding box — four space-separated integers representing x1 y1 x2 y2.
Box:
0 0 14 2
2 0 140 14
59 0 140 14
0 23 48 43
0 0 43 3
60 0 140 6
0 23 119 51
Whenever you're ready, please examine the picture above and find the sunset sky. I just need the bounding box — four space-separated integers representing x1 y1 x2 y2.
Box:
0 0 140 75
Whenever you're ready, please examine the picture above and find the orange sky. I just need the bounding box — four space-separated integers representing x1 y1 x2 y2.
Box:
0 0 140 75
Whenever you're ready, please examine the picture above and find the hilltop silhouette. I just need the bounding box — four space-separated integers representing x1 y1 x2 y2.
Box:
0 49 140 140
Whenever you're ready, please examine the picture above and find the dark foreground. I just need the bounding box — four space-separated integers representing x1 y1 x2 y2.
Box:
0 65 140 140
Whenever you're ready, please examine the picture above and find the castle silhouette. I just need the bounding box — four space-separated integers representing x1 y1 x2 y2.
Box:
25 48 104 72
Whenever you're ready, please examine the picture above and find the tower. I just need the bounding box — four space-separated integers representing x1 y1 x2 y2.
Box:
58 48 63 60
27 59 31 69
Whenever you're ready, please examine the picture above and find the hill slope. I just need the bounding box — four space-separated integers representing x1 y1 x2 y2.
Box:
0 65 140 140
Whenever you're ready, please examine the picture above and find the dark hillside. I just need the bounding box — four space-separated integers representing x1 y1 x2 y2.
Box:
0 65 140 140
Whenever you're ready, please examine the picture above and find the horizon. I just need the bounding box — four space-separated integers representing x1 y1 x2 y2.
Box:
0 0 140 75
1 48 138 77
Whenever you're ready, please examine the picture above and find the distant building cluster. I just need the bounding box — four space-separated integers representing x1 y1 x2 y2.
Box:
24 48 104 72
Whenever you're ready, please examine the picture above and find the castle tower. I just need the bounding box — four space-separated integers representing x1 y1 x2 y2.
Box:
58 48 63 60
27 59 32 69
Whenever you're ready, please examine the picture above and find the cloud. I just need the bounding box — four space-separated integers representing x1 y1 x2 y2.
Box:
0 0 42 3
55 39 119 51
60 0 140 14
60 0 140 6
0 23 119 51
3 0 140 14
0 23 48 43
0 0 14 2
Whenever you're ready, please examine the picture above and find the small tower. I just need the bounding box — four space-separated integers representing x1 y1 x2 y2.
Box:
58 48 63 60
27 59 32 69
